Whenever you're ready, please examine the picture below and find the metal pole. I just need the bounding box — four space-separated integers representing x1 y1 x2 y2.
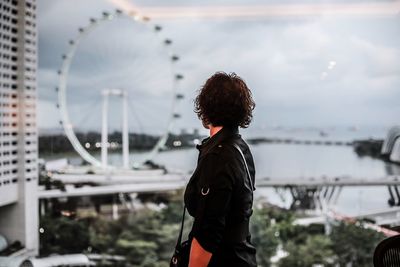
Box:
101 90 109 168
122 90 129 169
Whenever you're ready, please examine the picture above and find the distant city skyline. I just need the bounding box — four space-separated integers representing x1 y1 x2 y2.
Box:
38 0 400 135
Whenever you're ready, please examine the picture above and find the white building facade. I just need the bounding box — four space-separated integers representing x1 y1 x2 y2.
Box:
0 0 38 256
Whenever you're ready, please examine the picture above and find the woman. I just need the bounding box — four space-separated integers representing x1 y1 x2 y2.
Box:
184 72 257 267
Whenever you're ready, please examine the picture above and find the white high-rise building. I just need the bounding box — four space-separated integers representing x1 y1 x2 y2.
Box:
0 0 38 256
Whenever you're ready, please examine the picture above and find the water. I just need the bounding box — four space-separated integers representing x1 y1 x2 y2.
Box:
149 143 399 216
43 126 400 216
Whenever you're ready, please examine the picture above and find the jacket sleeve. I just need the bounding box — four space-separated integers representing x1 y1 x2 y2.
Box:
191 152 235 253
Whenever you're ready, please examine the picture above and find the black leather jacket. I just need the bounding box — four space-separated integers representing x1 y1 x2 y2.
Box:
184 125 257 267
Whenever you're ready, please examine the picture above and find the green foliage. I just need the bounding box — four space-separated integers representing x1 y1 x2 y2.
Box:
89 217 121 253
279 234 334 267
88 202 181 266
40 197 183 266
159 192 185 224
250 205 280 266
330 221 385 267
40 215 90 255
39 195 386 267
279 223 325 245
116 239 158 265
277 220 386 267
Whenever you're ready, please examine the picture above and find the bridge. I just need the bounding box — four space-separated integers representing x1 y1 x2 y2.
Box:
38 181 185 199
39 173 400 198
257 175 400 187
37 174 400 228
256 175 400 210
38 174 400 210
247 137 352 146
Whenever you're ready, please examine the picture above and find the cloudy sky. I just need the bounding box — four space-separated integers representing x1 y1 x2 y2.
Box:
37 0 400 136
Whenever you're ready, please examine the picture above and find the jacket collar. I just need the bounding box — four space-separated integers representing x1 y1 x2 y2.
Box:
196 125 240 156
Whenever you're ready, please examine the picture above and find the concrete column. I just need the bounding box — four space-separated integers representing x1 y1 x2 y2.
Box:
122 91 129 169
101 91 109 168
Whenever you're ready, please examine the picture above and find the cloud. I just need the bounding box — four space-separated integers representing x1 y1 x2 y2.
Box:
37 0 400 134
350 36 400 78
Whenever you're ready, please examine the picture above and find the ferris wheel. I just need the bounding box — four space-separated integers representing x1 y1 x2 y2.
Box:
56 9 184 170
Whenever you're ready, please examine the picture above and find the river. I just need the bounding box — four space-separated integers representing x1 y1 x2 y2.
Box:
42 126 400 216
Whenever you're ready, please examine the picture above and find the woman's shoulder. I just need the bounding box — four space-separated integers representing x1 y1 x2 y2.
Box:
202 138 247 169
219 137 252 158
203 141 235 163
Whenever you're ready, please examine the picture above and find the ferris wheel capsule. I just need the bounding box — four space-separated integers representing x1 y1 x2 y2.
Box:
171 55 179 61
175 74 184 80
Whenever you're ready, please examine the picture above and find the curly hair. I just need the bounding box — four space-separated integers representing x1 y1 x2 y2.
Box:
194 72 255 128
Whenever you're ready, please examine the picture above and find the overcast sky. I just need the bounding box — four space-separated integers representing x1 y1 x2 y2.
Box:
37 0 400 136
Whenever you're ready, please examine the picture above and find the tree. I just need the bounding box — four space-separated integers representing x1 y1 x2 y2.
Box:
279 234 334 267
40 215 90 255
330 221 385 267
115 238 158 265
250 204 280 266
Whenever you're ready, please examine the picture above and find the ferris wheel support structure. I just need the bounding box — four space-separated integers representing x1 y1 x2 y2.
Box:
101 89 130 169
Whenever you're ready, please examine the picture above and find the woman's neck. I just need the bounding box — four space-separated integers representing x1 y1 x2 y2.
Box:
209 125 223 137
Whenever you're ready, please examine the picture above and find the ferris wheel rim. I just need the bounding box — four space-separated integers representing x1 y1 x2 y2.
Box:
57 10 183 170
